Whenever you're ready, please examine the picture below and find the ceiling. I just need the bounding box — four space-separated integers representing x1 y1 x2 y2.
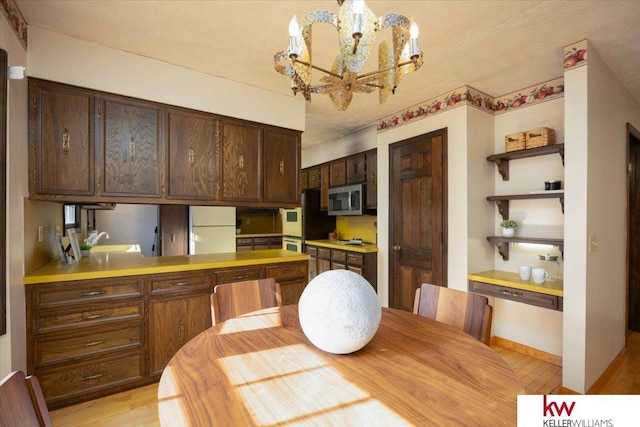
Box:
16 1 640 148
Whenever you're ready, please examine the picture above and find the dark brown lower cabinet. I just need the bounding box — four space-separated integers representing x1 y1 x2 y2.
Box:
306 245 377 291
26 259 308 409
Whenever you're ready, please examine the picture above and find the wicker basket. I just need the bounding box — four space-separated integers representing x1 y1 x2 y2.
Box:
505 132 526 152
525 127 556 149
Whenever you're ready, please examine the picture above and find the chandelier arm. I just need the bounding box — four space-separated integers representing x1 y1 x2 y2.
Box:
293 59 343 80
355 59 418 81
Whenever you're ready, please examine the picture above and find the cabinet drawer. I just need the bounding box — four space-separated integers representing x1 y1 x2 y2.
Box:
330 250 347 263
347 265 364 276
214 267 263 285
38 352 144 405
254 237 270 246
32 278 143 306
35 325 144 368
149 271 210 294
331 262 347 270
346 252 364 266
34 300 144 332
317 248 331 259
266 262 307 282
305 246 317 257
236 238 252 246
469 280 560 311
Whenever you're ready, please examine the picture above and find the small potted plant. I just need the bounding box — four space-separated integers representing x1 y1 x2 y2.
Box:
80 242 92 257
500 219 518 237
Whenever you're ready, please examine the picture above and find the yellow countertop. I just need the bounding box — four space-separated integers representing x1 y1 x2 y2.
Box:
305 239 378 253
468 270 563 297
236 233 283 239
24 249 310 285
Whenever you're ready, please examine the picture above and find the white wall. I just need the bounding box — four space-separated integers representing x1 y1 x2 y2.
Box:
583 43 639 391
26 27 305 132
492 99 565 356
302 125 377 169
0 18 29 377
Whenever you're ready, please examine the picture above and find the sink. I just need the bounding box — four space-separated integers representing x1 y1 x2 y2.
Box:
91 243 141 253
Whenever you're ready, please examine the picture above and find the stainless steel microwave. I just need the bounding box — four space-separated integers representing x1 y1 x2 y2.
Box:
328 183 364 216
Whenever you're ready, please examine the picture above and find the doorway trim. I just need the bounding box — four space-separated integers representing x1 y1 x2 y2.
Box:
626 123 640 335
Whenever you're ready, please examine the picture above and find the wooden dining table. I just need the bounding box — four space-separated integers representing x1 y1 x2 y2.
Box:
158 305 524 426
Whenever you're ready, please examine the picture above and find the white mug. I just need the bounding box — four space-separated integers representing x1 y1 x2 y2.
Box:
531 268 549 284
518 265 531 280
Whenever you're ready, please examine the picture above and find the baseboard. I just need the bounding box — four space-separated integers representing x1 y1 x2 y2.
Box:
559 386 581 395
493 336 563 367
586 346 629 394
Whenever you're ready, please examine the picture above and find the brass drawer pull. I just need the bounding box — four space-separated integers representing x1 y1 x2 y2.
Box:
501 289 521 298
279 159 285 175
82 373 104 381
175 281 190 286
80 290 106 297
83 340 105 348
231 274 249 280
129 136 136 162
239 154 245 169
82 313 104 321
188 149 195 165
62 129 70 154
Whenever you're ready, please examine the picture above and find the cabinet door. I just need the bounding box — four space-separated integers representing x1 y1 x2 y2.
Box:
347 154 366 184
29 79 94 196
158 205 189 256
300 170 309 191
366 150 377 209
99 96 162 197
219 120 262 202
320 164 330 210
307 166 321 189
149 293 211 376
264 128 300 204
329 159 346 187
166 108 216 200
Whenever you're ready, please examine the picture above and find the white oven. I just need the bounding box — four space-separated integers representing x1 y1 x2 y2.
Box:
282 236 303 253
280 207 303 238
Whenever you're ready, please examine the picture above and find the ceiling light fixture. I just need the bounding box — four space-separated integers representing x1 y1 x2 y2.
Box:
274 0 423 111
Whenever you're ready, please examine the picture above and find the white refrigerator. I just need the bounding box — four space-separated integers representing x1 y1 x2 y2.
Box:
190 206 237 254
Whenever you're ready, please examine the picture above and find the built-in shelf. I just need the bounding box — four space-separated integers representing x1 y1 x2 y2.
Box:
486 236 564 261
487 193 564 220
487 143 565 180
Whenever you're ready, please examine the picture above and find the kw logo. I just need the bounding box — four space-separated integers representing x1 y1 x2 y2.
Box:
543 395 576 417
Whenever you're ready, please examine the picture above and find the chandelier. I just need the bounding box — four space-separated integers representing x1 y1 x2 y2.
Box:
274 0 423 111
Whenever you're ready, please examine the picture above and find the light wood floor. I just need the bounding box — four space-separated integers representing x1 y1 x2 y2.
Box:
50 332 640 426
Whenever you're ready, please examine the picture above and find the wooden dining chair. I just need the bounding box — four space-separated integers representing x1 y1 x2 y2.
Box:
211 278 282 324
413 283 493 346
0 370 53 427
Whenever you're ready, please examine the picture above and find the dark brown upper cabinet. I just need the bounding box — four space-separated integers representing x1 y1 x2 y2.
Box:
263 128 300 205
97 95 162 198
165 107 217 200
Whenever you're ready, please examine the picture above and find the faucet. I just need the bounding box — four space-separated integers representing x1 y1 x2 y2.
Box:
87 231 109 246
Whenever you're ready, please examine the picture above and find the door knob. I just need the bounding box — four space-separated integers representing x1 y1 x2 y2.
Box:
393 244 401 251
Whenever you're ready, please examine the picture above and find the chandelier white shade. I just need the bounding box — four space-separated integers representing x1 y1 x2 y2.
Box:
274 0 423 111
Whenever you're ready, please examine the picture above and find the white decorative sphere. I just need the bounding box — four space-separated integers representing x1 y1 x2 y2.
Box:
298 270 381 354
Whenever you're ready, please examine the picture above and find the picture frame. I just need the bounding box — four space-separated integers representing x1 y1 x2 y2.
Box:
67 228 82 262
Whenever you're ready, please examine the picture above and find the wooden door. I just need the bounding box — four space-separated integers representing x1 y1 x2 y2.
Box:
149 293 211 377
263 128 300 204
628 124 640 332
390 129 447 311
99 96 162 197
218 120 262 203
29 79 94 196
166 108 216 200
159 205 189 256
